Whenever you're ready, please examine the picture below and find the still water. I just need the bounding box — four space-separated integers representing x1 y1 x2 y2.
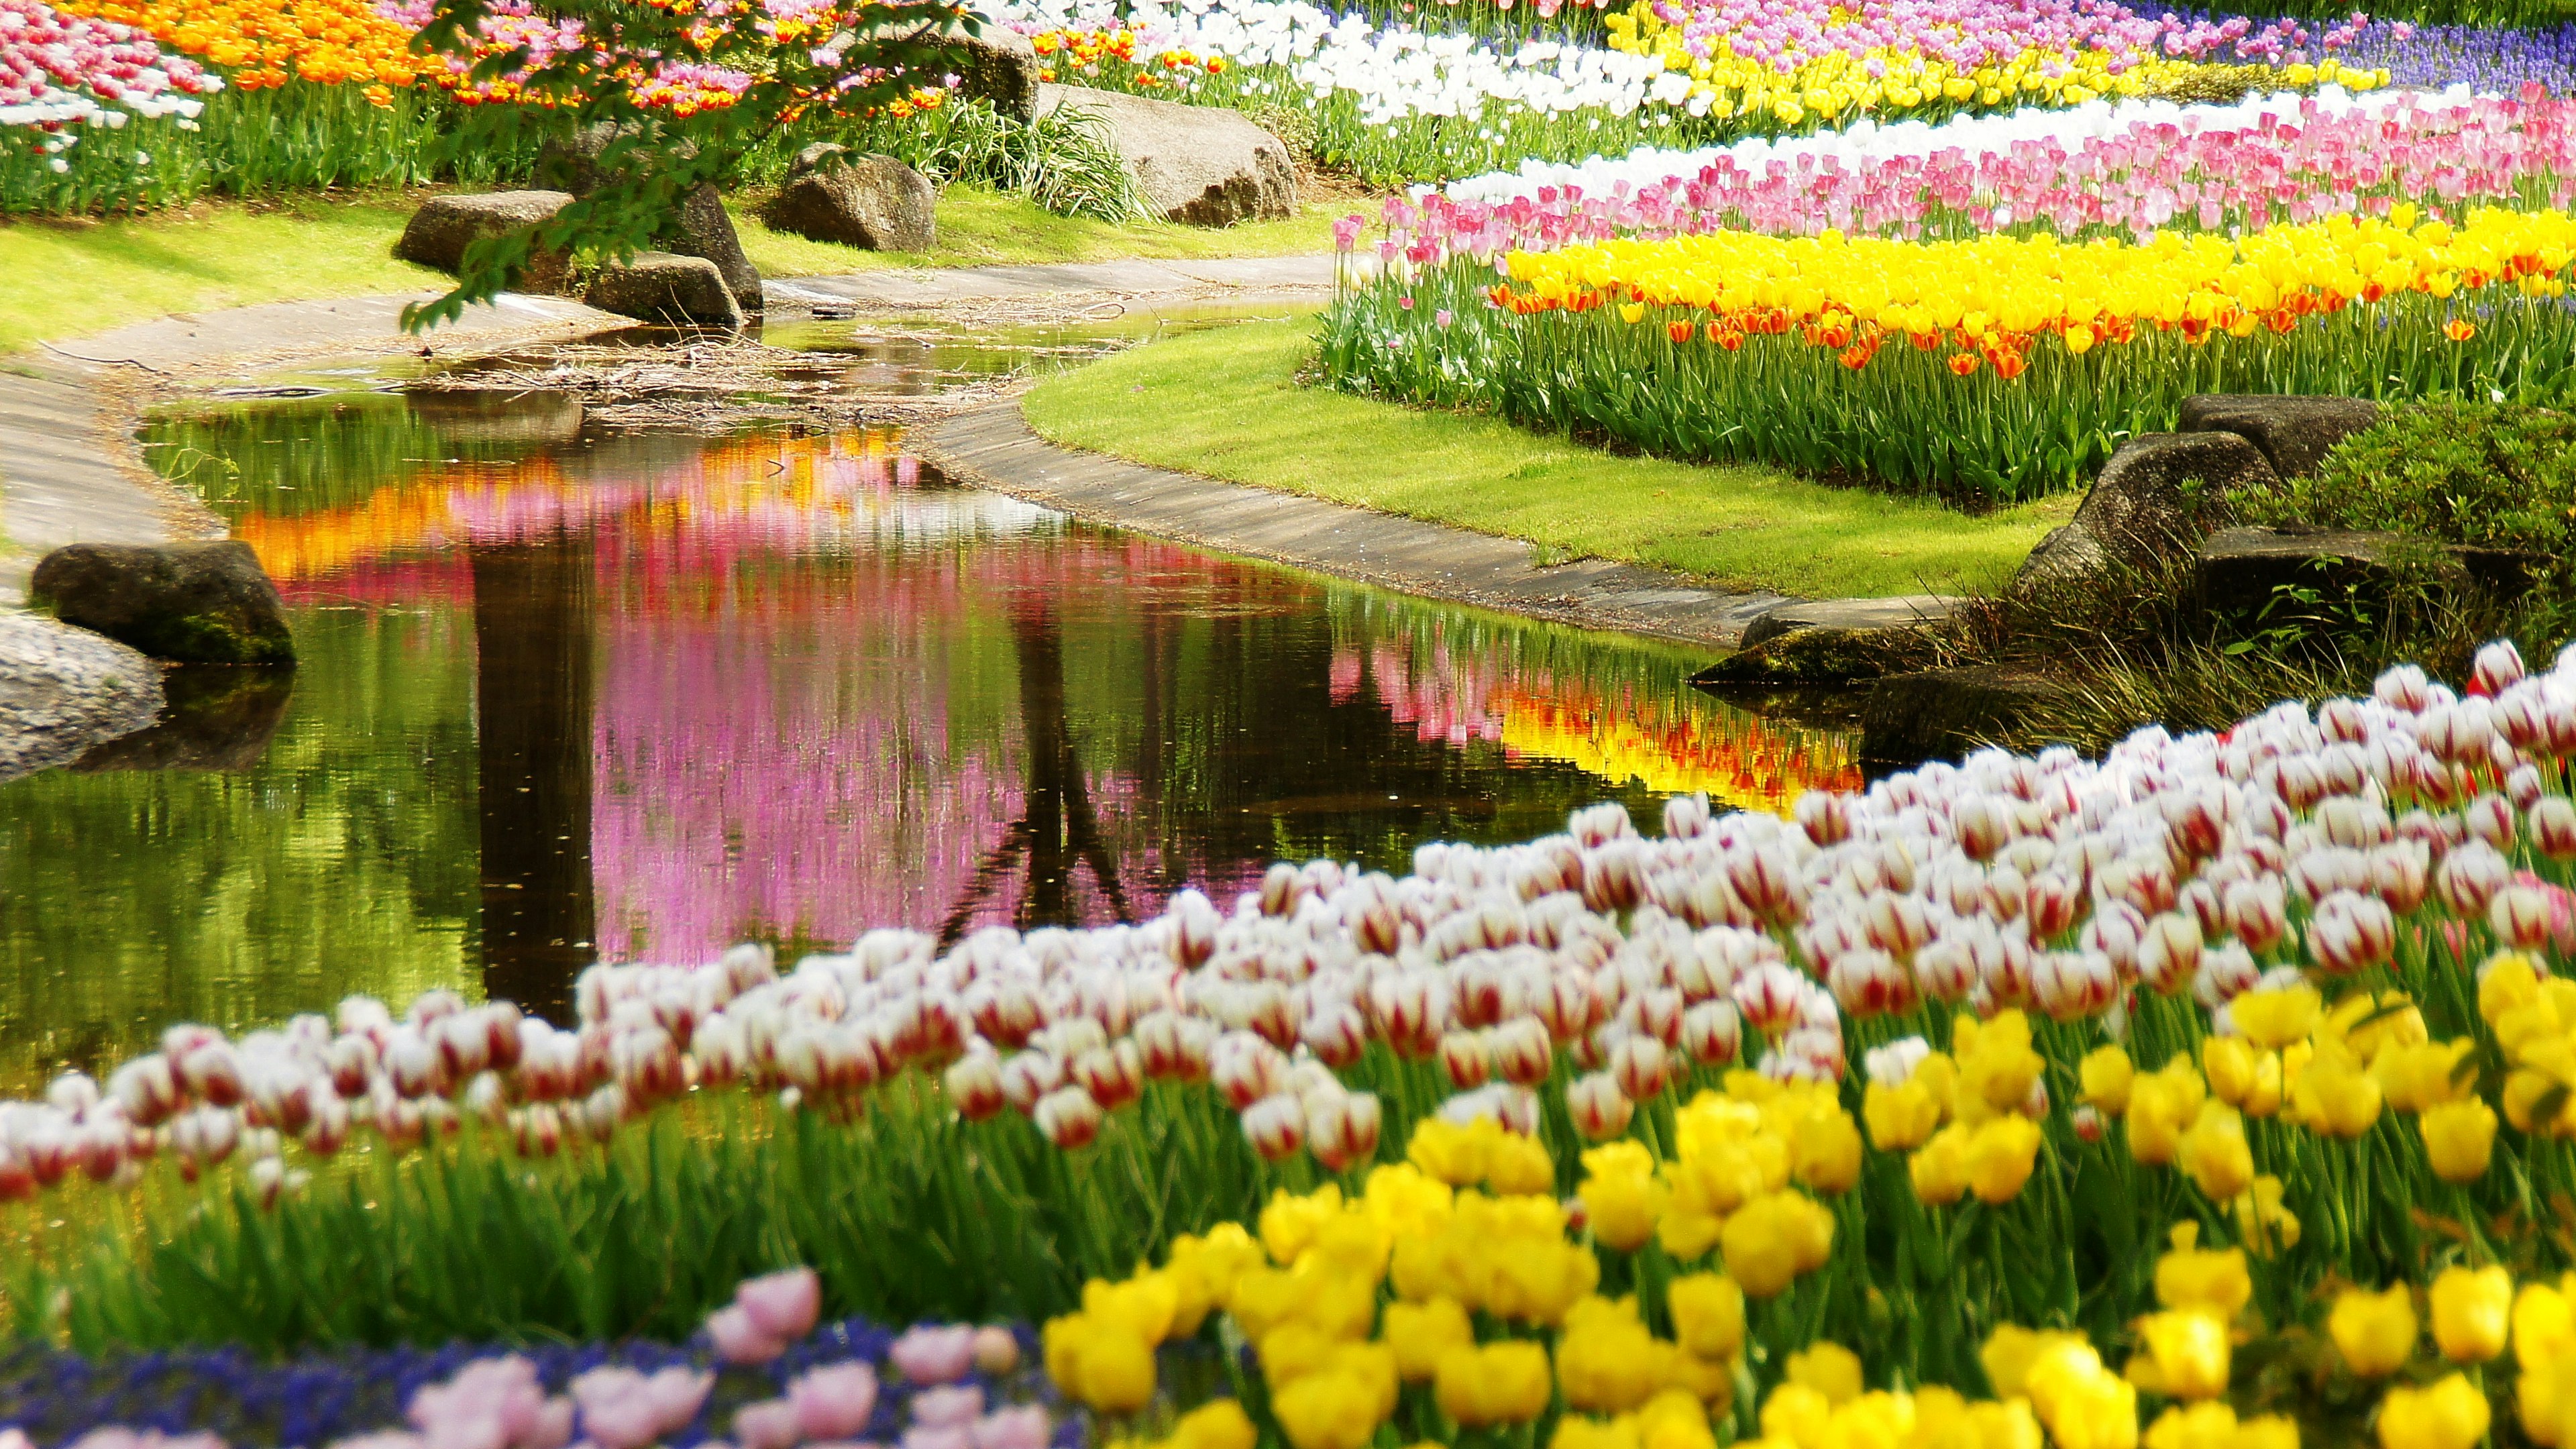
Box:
0 345 1861 1087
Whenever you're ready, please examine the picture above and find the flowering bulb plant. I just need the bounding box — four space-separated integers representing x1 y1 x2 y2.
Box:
1325 201 2576 503
34 631 2576 1434
0 0 217 134
397 0 975 327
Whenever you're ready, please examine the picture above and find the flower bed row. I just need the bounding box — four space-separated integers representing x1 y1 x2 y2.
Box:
1321 203 2576 502
0 1267 1071 1449
989 0 2402 185
1427 84 2564 239
14 629 2576 1439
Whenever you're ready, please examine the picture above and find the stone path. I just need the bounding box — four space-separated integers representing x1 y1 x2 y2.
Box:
764 254 1344 311
917 403 1793 651
0 292 629 604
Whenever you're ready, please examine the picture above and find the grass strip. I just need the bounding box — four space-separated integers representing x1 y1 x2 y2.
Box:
0 189 1343 355
1022 319 2073 601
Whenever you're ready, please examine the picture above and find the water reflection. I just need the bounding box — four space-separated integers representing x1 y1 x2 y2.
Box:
0 393 1860 1086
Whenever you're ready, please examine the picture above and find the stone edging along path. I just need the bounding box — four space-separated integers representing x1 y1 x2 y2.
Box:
0 290 634 604
4 256 1859 655
916 402 1795 651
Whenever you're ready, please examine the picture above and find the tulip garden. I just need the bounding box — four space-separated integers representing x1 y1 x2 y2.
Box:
17 625 2576 1449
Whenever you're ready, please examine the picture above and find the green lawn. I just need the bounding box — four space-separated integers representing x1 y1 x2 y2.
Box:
0 195 436 356
1022 320 2073 601
1 186 1342 354
735 186 1342 274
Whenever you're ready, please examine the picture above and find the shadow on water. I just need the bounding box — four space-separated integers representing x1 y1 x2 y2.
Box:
0 354 1866 1087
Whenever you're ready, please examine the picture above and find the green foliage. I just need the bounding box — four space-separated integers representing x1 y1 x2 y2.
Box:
1322 262 2576 508
774 99 1146 223
2236 402 2576 557
1023 318 2066 599
400 0 980 327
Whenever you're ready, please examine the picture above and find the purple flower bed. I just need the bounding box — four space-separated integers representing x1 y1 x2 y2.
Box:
0 1320 1081 1449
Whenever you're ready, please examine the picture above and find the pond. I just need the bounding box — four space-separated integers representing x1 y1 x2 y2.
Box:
0 324 1863 1089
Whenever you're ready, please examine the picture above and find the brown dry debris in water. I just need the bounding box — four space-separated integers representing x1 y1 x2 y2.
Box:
399 337 1052 433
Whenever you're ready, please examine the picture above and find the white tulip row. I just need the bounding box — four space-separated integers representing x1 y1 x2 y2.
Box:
1436 81 2475 204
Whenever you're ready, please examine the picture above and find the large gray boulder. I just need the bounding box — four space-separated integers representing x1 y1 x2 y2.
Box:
2180 394 2382 481
1038 83 1296 226
584 252 745 329
30 541 295 665
764 152 936 252
1698 596 1961 684
672 183 763 316
532 129 759 314
2011 431 2279 595
1860 665 2072 767
0 611 164 783
949 19 1042 120
394 191 576 294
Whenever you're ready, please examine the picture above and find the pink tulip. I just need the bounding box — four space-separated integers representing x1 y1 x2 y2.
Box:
790 1362 879 1442
708 1304 788 1365
737 1267 822 1342
969 1409 1049 1449
643 1368 714 1436
731 1402 802 1449
900 1431 969 1449
570 1369 665 1449
908 1387 983 1429
888 1326 977 1385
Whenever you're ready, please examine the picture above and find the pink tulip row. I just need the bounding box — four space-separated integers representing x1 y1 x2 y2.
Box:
0 0 216 133
17 625 2576 1195
4 1267 1051 1449
1354 86 2576 268
370 0 757 109
1637 0 2386 74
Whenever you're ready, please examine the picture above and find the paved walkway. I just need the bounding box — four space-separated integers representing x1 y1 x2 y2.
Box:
763 254 1344 311
5 256 1811 655
918 404 1792 650
0 292 629 604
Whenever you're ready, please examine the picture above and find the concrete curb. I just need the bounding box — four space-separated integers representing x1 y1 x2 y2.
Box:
917 402 1791 651
0 291 633 604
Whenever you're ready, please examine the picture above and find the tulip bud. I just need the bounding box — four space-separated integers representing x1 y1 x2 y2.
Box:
2534 798 2576 861
1305 1091 1381 1173
2308 890 2397 975
2212 873 2279 951
1794 790 1849 847
1240 1092 1305 1161
2471 640 2526 696
1033 1085 1103 1150
999 1049 1063 1116
943 1049 1008 1122
1299 1002 1368 1069
2489 885 2557 950
1609 1034 1672 1102
2437 841 2511 917
1566 1071 1633 1140
1439 1030 1490 1089
1071 1042 1143 1112
1680 1000 1741 1066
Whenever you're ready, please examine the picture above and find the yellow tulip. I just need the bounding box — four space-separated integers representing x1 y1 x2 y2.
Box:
2177 1102 2255 1203
2331 1283 2420 1378
1171 1403 1258 1449
2126 1308 2231 1401
2155 1223 2253 1318
1665 1273 1747 1362
1382 1297 1473 1381
1968 1115 2043 1205
1273 1369 1385 1449
1866 1079 1943 1150
2376 1373 2490 1449
1435 1341 1554 1426
2421 1099 2498 1183
1784 1342 1862 1405
2430 1266 2512 1363
2081 1045 2135 1116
